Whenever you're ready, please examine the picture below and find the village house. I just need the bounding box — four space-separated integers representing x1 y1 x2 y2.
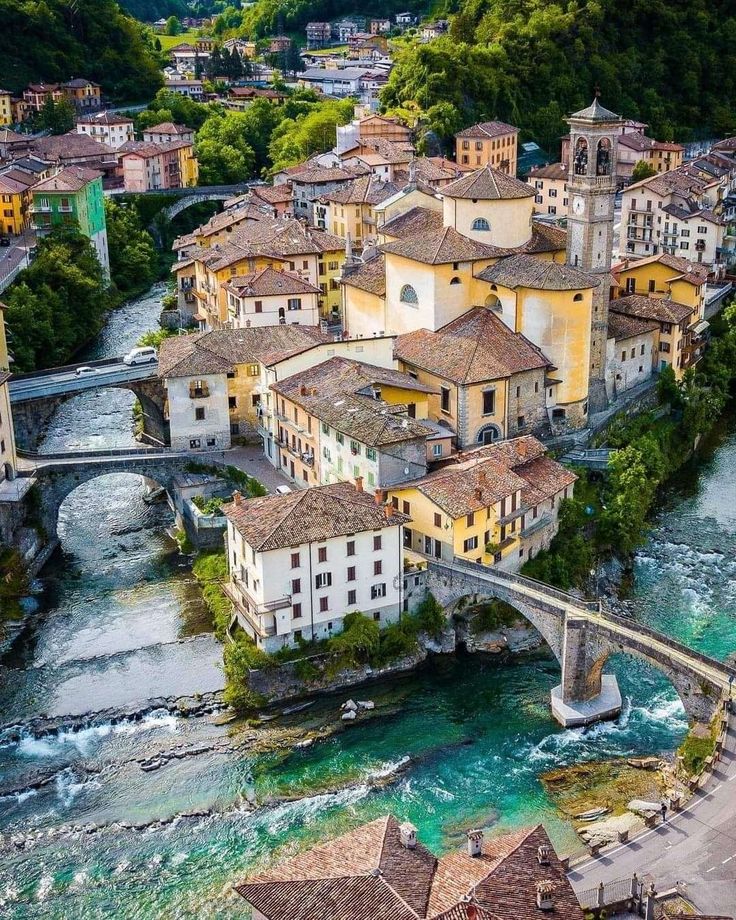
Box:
223 482 409 652
250 182 293 217
269 35 292 53
164 78 204 100
455 120 519 174
30 132 118 182
158 326 332 450
172 218 345 327
389 435 576 571
30 166 109 277
22 83 63 113
118 139 199 192
289 165 365 227
0 128 34 162
268 355 440 489
394 307 554 447
305 21 332 49
298 68 368 98
612 251 708 320
526 162 569 216
370 17 392 33
223 267 322 329
76 111 134 150
605 310 658 399
224 86 286 111
336 112 413 154
320 175 400 247
61 78 102 114
0 171 33 236
0 89 13 126
142 122 195 145
235 816 584 920
169 42 211 70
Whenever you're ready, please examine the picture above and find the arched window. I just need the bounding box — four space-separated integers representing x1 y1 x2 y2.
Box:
573 292 583 302
477 423 501 445
574 137 588 176
484 294 502 312
399 284 418 304
472 217 490 231
596 138 612 176
450 276 461 285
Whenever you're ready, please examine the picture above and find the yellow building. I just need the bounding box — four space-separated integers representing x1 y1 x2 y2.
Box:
388 436 576 572
0 301 17 482
0 173 31 236
395 307 553 447
612 252 707 321
173 218 346 328
322 175 399 247
454 121 519 174
0 89 11 126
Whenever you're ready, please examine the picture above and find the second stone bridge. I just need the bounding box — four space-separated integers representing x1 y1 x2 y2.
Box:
427 558 734 727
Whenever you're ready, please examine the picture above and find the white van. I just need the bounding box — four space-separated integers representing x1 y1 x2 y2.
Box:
123 346 158 366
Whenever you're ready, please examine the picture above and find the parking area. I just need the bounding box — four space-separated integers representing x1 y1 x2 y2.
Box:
226 444 294 494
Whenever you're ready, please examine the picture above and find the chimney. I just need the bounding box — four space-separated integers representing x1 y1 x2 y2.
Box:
355 476 364 492
384 502 394 520
474 486 483 502
311 387 317 396
535 881 554 911
537 844 551 866
374 488 384 505
466 905 479 920
232 491 242 505
466 829 483 858
300 383 307 396
399 821 417 849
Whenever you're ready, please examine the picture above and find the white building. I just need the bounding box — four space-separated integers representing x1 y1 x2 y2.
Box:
223 481 409 651
605 311 658 401
223 267 322 328
76 111 134 150
526 162 569 216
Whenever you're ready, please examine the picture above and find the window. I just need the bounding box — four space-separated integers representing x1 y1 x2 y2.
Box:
287 298 301 311
482 389 495 416
350 440 361 455
434 513 442 528
549 188 557 198
254 300 263 313
336 432 344 444
293 603 302 619
621 350 627 362
400 284 418 304
402 500 410 515
625 277 636 294
319 596 329 613
347 566 356 581
347 540 355 556
517 415 525 428
373 611 381 622
659 341 671 353
432 443 442 457
441 386 451 413
247 364 259 376
641 344 646 355
348 589 357 605
366 447 376 461
291 578 301 594
450 276 461 285
374 560 382 575
463 536 478 552
548 206 557 215
195 407 205 420
371 583 386 599
318 546 327 563
291 552 300 568
228 396 237 409
322 422 330 435
315 572 332 588
373 535 382 551
467 512 475 526
631 347 636 359
472 217 490 231
189 438 201 449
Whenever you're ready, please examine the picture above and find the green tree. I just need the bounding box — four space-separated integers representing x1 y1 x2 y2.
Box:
165 15 180 35
105 199 159 296
328 612 380 667
631 160 658 182
196 110 257 183
36 97 75 134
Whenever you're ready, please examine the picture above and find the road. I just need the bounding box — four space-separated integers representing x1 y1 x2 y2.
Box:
9 358 158 401
0 231 33 293
569 718 736 915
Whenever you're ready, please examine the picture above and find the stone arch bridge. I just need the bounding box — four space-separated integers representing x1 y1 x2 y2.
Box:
427 559 735 728
20 448 229 540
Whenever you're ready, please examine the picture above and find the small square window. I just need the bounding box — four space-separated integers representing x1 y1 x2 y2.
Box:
319 596 329 612
293 603 302 619
318 546 327 563
348 589 356 605
195 407 205 420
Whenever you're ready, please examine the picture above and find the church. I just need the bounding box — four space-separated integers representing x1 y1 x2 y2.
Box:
341 98 624 436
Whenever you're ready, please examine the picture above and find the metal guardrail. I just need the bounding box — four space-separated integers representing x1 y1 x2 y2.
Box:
16 446 168 461
9 357 121 381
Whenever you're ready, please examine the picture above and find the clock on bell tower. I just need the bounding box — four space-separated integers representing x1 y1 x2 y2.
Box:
565 96 623 413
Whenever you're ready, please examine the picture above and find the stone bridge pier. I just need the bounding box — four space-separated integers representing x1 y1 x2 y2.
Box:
12 378 168 451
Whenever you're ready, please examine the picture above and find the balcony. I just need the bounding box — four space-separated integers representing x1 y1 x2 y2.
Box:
223 580 289 637
189 385 209 399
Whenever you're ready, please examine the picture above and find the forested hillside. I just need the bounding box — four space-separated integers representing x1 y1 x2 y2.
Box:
1 0 163 99
117 0 222 20
381 0 736 151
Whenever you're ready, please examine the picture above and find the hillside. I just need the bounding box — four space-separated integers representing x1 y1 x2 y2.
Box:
1 0 163 100
239 0 427 39
381 0 736 152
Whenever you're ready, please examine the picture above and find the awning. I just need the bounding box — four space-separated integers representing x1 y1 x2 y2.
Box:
691 320 710 335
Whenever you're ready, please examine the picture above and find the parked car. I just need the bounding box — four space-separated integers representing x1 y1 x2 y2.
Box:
0 236 10 247
123 346 157 366
75 366 98 377
275 485 292 495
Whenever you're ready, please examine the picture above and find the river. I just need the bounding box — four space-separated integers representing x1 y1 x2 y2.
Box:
1 286 735 917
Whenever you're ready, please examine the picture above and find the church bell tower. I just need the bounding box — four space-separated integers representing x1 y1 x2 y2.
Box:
566 97 622 413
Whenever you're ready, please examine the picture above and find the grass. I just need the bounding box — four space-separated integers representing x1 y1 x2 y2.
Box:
158 30 201 51
309 45 349 56
192 550 231 640
678 720 717 775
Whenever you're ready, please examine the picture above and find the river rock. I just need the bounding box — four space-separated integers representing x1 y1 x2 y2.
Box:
342 699 358 712
626 757 661 770
627 799 661 815
357 701 374 710
341 710 357 721
579 811 641 846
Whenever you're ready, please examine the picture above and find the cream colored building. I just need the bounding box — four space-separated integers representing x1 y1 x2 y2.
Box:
223 482 409 651
605 311 658 400
223 268 322 329
76 111 134 149
526 163 569 216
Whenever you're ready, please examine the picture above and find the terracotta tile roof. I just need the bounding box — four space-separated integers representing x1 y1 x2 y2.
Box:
223 482 410 551
31 165 101 192
380 206 444 239
612 252 708 285
31 132 115 160
515 456 578 508
524 222 567 253
290 166 363 185
526 162 567 181
420 157 474 180
612 294 693 325
252 183 294 204
455 120 518 139
477 254 599 291
342 253 386 296
143 121 191 134
223 266 320 297
410 455 528 517
607 310 658 342
272 357 437 447
158 326 329 378
395 308 550 385
78 111 133 126
320 175 400 205
381 226 509 264
442 166 535 201
570 98 621 122
0 174 28 194
235 817 581 920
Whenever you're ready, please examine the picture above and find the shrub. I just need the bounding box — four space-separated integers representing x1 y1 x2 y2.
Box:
471 600 518 634
192 551 230 639
328 611 380 667
413 593 446 637
223 636 272 713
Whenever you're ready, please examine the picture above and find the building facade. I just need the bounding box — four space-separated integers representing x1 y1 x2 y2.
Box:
76 111 134 149
454 121 519 174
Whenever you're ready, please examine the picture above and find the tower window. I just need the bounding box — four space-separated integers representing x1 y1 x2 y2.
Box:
596 138 612 176
399 284 418 305
573 293 583 302
574 137 588 175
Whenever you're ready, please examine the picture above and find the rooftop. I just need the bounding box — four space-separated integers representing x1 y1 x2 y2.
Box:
569 97 622 123
611 294 693 325
607 310 659 342
455 120 518 140
380 225 509 264
31 165 101 193
223 266 321 298
478 254 599 291
441 165 535 201
223 482 410 552
342 253 386 297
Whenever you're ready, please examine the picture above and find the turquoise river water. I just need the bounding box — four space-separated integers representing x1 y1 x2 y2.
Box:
0 285 735 917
